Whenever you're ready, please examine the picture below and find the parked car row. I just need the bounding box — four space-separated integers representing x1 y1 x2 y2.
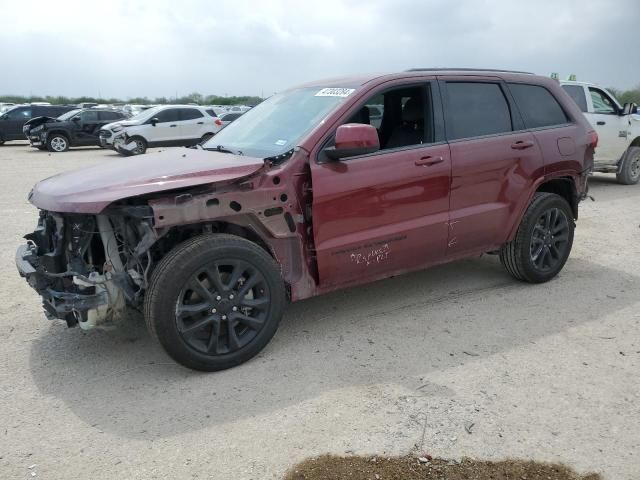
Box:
0 102 246 154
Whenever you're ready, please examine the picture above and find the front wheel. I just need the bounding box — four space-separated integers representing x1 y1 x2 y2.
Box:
144 234 286 371
127 136 147 155
616 146 640 185
47 134 69 152
500 192 574 283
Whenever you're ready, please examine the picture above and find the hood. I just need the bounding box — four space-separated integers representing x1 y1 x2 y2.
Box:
24 116 60 127
103 119 137 130
29 148 265 214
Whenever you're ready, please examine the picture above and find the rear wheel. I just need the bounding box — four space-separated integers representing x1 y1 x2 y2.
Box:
500 192 574 283
0 134 4 145
616 146 640 185
47 134 69 152
144 234 286 371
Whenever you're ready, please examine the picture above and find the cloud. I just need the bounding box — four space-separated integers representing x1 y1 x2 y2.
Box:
0 0 638 98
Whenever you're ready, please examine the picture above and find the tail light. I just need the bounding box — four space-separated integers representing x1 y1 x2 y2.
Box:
588 130 598 148
215 119 222 126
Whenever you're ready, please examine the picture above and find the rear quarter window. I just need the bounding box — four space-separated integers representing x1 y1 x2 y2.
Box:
509 83 569 129
205 109 218 117
445 82 513 140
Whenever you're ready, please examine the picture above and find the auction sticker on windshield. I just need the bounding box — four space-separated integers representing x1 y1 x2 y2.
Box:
315 88 355 97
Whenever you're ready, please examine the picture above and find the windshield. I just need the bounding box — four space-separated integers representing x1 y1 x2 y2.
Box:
203 87 355 158
128 105 162 122
57 109 82 120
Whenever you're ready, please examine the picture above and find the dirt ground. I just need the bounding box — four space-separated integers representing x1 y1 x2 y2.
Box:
0 142 638 480
284 455 601 480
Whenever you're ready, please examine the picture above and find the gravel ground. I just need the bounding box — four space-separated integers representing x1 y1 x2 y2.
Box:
0 142 638 480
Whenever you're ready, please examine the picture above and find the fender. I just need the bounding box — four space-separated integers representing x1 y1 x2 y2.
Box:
506 172 579 242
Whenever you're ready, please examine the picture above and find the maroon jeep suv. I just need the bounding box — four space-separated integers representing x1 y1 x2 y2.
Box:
16 69 596 371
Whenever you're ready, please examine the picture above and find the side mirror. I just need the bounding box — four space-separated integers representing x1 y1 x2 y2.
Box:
324 123 380 160
150 117 159 126
621 103 637 116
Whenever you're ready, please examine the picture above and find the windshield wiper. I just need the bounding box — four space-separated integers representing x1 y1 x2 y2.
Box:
207 144 243 156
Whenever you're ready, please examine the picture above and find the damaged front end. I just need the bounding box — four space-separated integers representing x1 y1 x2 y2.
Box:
16 207 162 329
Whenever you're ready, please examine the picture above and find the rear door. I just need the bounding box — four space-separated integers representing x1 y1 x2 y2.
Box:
310 80 451 288
178 108 207 143
439 77 544 255
586 86 628 163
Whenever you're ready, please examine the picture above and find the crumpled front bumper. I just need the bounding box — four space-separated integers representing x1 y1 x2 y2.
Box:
16 243 109 325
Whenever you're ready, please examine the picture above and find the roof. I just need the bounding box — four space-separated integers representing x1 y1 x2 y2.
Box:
295 69 542 90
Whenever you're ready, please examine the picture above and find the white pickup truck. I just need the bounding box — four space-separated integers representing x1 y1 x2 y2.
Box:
561 81 640 184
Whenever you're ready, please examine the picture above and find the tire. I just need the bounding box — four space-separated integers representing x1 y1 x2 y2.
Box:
616 146 640 185
144 234 286 371
0 135 4 145
127 136 147 155
200 133 214 144
499 192 574 283
47 134 69 152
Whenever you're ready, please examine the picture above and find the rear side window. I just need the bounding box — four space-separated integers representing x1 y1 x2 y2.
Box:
444 82 512 140
509 83 569 129
561 84 588 112
154 108 181 123
180 108 204 120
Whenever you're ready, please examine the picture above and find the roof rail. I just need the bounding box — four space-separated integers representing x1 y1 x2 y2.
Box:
406 68 534 74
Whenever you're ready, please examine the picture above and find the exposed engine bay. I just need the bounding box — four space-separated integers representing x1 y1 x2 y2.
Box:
16 207 164 329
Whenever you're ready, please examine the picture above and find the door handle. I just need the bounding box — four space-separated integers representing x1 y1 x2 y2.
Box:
415 155 444 166
170 124 177 127
197 122 204 125
596 121 606 125
511 140 535 150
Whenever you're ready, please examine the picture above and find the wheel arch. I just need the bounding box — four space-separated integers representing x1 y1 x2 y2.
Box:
535 177 578 219
505 175 579 244
46 129 70 139
149 218 306 298
629 136 640 148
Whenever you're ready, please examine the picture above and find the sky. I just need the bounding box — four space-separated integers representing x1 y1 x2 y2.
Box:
1 0 639 99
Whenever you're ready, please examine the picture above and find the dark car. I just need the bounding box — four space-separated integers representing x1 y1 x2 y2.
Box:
0 104 77 144
24 108 129 152
16 69 595 371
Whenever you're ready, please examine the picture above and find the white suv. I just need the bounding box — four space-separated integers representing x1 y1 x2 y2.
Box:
561 81 640 184
100 105 223 155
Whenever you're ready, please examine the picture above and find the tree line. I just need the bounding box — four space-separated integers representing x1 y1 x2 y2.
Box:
0 92 263 106
607 85 640 105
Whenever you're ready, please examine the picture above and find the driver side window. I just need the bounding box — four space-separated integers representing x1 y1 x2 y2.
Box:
154 108 181 124
345 85 433 150
589 88 617 114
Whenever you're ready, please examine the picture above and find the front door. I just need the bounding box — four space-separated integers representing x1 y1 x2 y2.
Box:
148 108 182 145
311 81 451 289
587 86 628 163
74 110 102 145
